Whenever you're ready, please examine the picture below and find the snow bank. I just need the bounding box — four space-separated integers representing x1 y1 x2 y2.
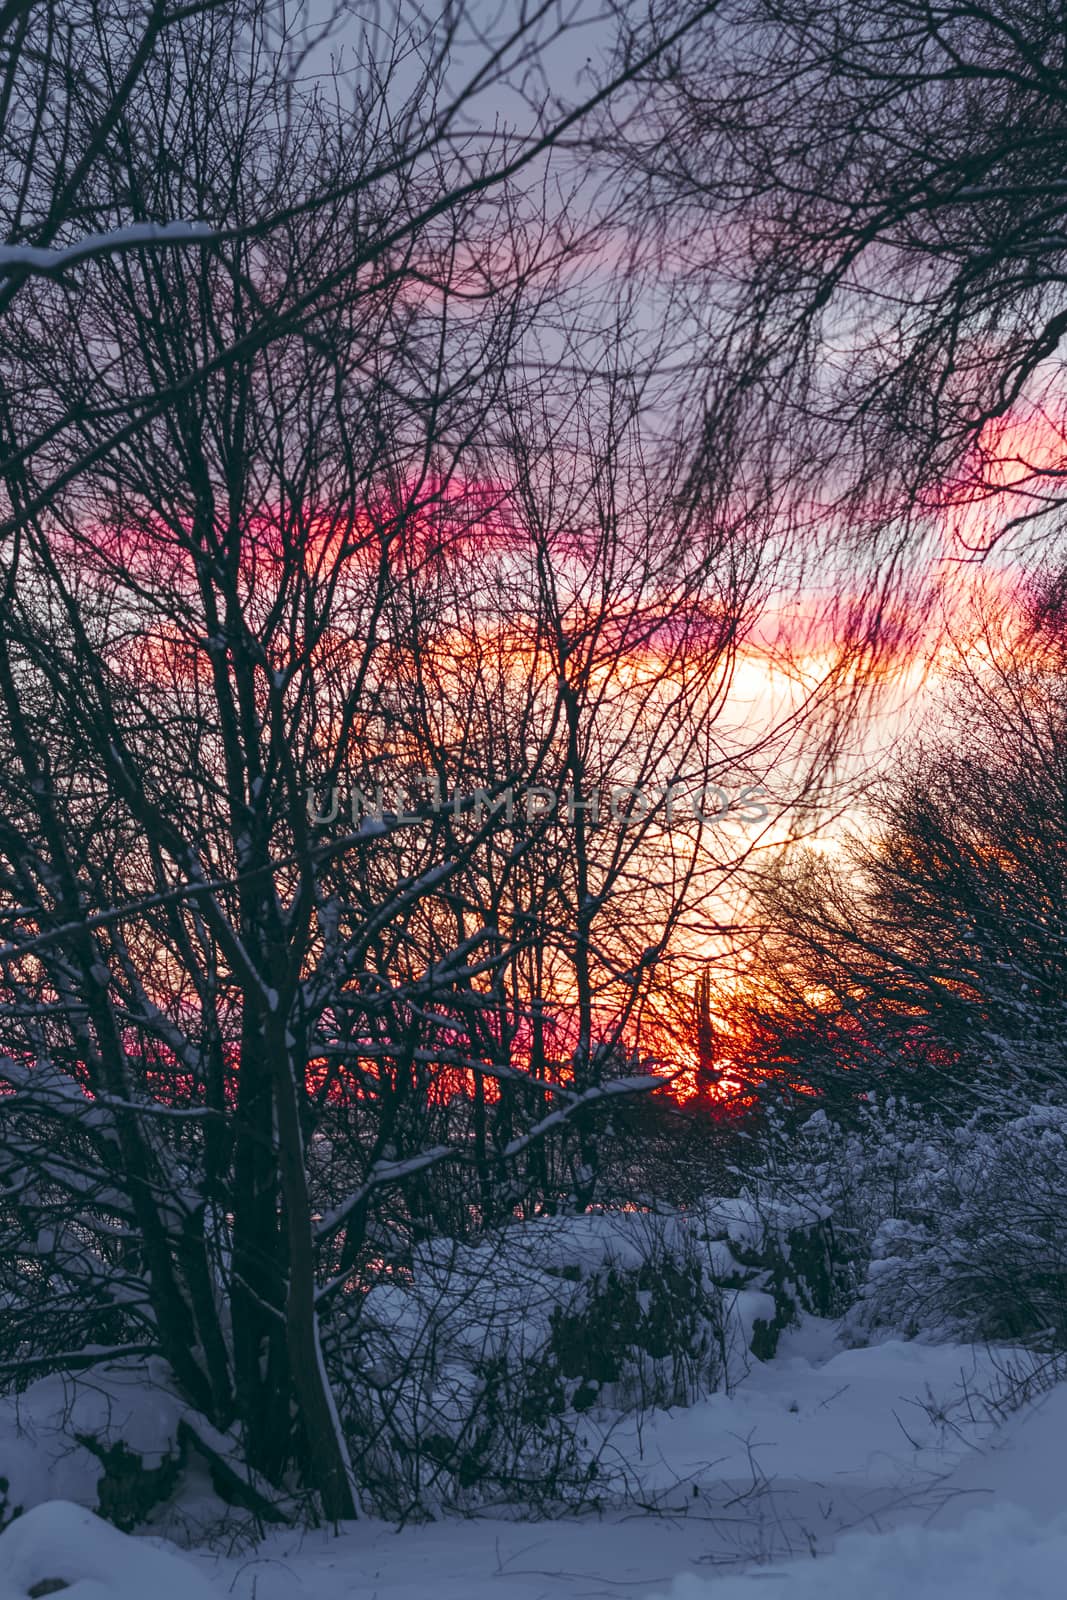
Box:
0 1501 221 1600
648 1504 1067 1600
645 1349 1067 1599
0 1361 182 1517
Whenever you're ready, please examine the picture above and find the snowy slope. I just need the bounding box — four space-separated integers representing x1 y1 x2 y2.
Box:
653 1378 1067 1599
1 1324 1063 1599
185 1324 1061 1600
655 1504 1067 1600
0 1502 220 1600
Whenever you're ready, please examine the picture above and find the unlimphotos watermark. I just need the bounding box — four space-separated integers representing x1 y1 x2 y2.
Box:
306 777 769 831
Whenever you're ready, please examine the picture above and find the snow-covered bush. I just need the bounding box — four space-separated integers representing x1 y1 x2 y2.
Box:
331 1204 829 1518
747 1100 1067 1347
742 1102 930 1311
0 1204 833 1529
690 1194 838 1349
0 1500 221 1600
0 1361 300 1539
332 1212 721 1517
0 1364 184 1532
855 1106 1067 1344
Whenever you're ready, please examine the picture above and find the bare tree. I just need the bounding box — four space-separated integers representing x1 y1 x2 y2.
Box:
0 0 888 1527
601 0 1067 570
0 0 784 1525
0 0 722 539
729 569 1067 1114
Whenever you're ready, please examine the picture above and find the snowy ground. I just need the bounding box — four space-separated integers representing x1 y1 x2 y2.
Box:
3 1321 1065 1599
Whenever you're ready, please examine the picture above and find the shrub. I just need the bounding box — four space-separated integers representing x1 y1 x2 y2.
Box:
74 1436 183 1534
331 1202 833 1518
0 1475 22 1535
746 1099 1067 1347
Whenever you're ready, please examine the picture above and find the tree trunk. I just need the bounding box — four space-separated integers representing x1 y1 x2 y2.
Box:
271 1026 358 1522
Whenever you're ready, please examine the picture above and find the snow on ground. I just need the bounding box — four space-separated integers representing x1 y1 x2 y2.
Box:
652 1373 1067 1600
2 1322 1064 1599
0 1501 220 1600
186 1324 1067 1600
0 1361 183 1514
653 1504 1067 1600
